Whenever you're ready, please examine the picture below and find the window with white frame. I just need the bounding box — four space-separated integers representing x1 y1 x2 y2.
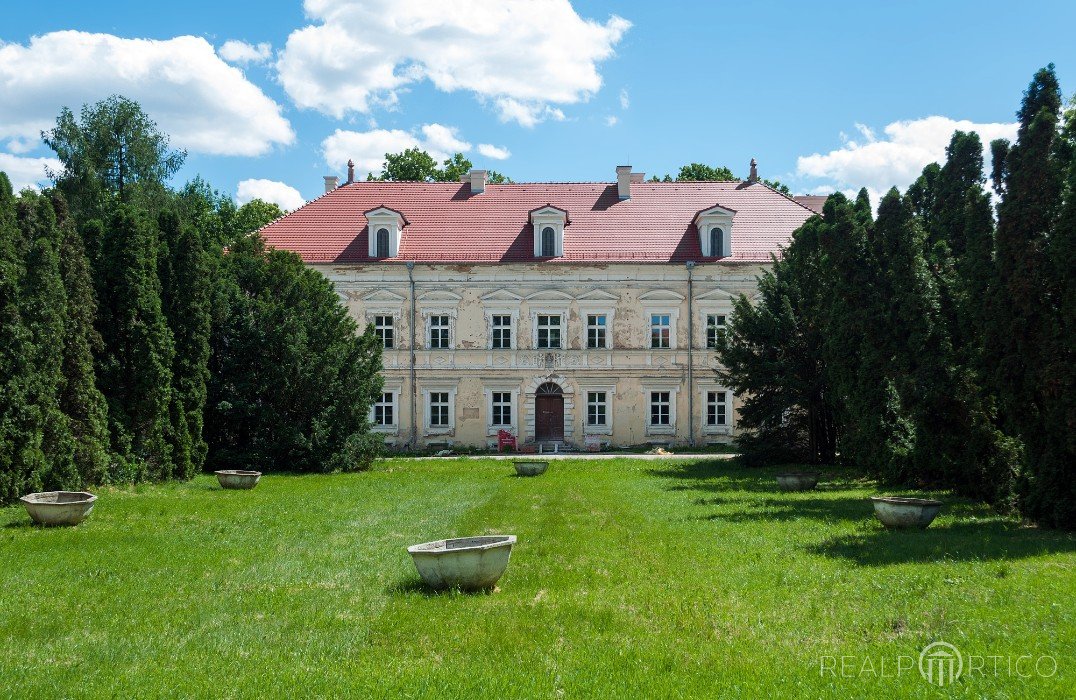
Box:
372 392 395 427
536 314 562 349
709 228 723 258
428 315 450 349
587 391 608 427
650 314 671 349
586 314 607 349
374 315 394 349
428 392 450 427
540 227 556 257
649 391 671 426
491 314 512 349
706 314 726 349
707 390 729 427
375 228 390 258
491 391 512 427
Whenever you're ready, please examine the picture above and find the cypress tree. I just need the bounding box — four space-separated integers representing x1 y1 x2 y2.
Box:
51 191 111 486
158 210 211 478
0 173 41 502
16 192 77 491
819 192 911 479
992 65 1074 527
96 204 175 481
1022 96 1076 528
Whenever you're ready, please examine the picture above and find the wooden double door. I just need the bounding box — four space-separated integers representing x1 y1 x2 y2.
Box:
535 394 564 441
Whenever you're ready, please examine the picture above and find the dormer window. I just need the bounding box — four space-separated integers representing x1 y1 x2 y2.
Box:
709 227 723 256
695 205 735 258
541 227 556 257
529 205 568 258
365 206 406 258
375 228 390 258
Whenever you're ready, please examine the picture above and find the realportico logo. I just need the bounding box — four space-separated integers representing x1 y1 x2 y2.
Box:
919 641 963 686
819 640 1057 686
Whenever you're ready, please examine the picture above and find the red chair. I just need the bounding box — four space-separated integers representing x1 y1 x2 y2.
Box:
498 430 517 452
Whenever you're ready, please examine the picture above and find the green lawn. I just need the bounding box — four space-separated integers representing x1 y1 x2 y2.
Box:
1 458 1073 698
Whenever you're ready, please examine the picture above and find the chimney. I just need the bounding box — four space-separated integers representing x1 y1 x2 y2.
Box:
323 175 339 193
616 165 632 200
630 172 645 183
346 159 355 184
748 158 758 183
469 168 487 194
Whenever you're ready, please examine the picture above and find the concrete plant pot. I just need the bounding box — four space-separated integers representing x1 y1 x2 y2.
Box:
408 535 516 591
215 470 262 490
871 496 942 529
514 460 548 477
20 491 97 526
776 471 819 491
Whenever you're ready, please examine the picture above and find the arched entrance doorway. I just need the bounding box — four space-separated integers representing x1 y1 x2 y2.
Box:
534 382 564 441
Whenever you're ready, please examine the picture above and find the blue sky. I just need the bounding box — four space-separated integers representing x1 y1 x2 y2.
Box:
2 0 1075 209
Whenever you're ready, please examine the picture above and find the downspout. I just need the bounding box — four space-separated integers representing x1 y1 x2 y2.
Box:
406 262 417 449
686 261 696 448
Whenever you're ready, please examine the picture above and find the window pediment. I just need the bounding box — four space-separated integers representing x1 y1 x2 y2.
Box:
528 205 569 223
480 289 524 305
362 289 407 303
417 290 462 303
694 287 737 301
576 289 619 303
525 289 574 303
639 289 685 304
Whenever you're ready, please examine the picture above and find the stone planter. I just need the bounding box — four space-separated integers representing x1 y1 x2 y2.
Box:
20 491 97 526
215 470 262 490
871 496 942 529
514 460 548 477
408 535 517 591
776 471 819 491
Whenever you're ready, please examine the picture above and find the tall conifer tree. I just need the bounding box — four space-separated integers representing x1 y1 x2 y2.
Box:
96 204 175 480
51 191 111 486
992 65 1074 527
158 211 211 478
820 192 912 479
16 193 77 490
0 174 41 502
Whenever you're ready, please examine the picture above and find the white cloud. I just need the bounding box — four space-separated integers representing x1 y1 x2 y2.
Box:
0 152 62 191
236 178 305 211
419 124 470 154
219 40 272 65
619 88 629 110
322 123 490 177
491 98 566 128
477 143 511 160
0 31 294 157
277 0 629 126
604 115 618 127
322 123 509 177
796 116 1018 200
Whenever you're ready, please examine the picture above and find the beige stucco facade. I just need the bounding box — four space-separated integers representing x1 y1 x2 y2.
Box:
317 260 768 449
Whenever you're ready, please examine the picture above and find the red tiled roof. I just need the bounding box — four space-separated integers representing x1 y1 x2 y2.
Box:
260 181 815 264
793 195 829 215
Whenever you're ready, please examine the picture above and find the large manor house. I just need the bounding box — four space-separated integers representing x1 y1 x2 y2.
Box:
261 162 820 450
